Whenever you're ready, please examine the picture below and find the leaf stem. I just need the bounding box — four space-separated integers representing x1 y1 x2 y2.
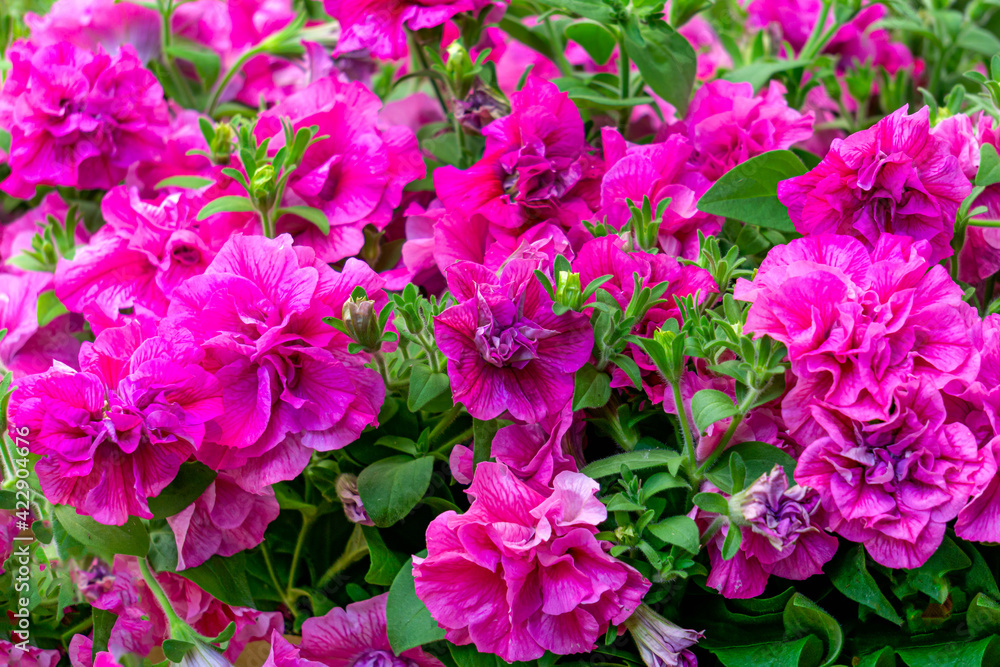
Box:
617 34 630 135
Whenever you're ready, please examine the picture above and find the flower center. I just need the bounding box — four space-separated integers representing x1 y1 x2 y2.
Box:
350 649 417 667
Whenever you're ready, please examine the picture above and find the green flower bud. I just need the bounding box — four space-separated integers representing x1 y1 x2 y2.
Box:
251 164 276 208
555 270 584 311
342 297 383 353
209 123 235 165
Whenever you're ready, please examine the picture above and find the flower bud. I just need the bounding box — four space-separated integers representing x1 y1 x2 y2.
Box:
455 86 511 132
336 474 374 526
251 164 276 208
209 123 235 165
624 604 703 667
555 270 584 311
342 298 383 353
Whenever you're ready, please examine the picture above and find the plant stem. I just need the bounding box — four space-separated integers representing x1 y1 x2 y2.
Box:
138 559 185 630
617 34 630 135
205 46 264 116
286 511 315 594
430 426 475 459
429 404 463 444
410 37 450 118
671 381 697 473
694 384 764 477
260 542 297 611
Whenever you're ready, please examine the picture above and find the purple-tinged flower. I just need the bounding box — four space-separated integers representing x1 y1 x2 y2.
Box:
435 259 593 423
326 0 505 60
701 467 837 599
0 641 60 667
26 0 162 61
168 473 280 570
252 76 424 263
68 634 126 667
335 473 374 526
434 77 601 236
669 80 813 182
624 604 703 667
8 320 223 525
0 41 169 199
165 234 385 490
797 380 989 569
300 593 444 667
0 271 83 377
264 630 326 667
735 233 980 442
414 463 649 662
778 106 971 264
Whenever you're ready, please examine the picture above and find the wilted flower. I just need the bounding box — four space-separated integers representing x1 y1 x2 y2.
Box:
335 474 374 526
625 605 703 667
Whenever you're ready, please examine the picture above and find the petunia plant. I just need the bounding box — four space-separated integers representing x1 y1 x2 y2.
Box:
6 0 1000 666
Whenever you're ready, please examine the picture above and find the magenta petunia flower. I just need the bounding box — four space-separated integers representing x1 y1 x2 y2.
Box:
252 76 424 263
326 0 505 60
299 593 444 667
703 467 837 599
165 234 385 490
959 114 1000 283
68 634 125 667
55 185 245 329
797 380 989 569
735 233 980 442
778 106 971 264
414 463 649 662
263 630 326 667
678 15 732 82
671 80 813 182
26 0 162 61
0 641 60 667
0 41 169 199
0 271 83 377
434 259 593 423
8 320 223 525
434 77 601 236
167 472 280 570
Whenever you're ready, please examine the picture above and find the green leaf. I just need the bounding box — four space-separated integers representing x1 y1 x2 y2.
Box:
697 150 808 231
449 643 504 667
693 491 729 515
277 206 330 235
196 196 256 220
856 647 895 667
581 449 684 478
473 418 498 467
573 363 612 411
162 639 195 663
690 389 739 433
0 129 11 154
357 456 435 527
647 515 700 553
153 175 215 190
537 0 614 22
175 552 254 608
895 635 1000 667
642 471 689 496
905 536 971 603
978 144 1000 187
36 290 67 327
709 635 824 667
565 20 617 65
721 523 742 560
959 25 1000 57
386 556 446 654
828 546 902 625
53 506 149 559
625 19 697 116
408 365 451 412
967 593 1000 637
783 593 843 667
92 608 118 657
147 462 217 519
362 525 405 586
705 442 798 495
723 59 808 91
165 44 221 88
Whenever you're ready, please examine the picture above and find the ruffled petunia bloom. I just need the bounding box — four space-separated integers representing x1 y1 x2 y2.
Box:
0 271 83 377
0 41 169 199
668 80 813 182
68 634 125 667
0 641 61 667
735 233 980 442
252 76 424 263
168 473 280 570
778 106 971 264
414 463 649 662
434 259 593 423
55 185 245 329
797 380 989 569
703 467 838 599
8 320 223 525
326 0 505 60
25 0 162 61
299 593 445 667
434 77 601 240
164 234 385 490
624 604 702 667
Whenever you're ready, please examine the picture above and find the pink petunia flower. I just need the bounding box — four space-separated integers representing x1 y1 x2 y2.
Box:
778 106 971 264
0 41 169 199
299 593 444 667
8 320 223 525
25 0 162 61
797 380 990 569
414 463 649 662
735 233 980 442
434 259 593 423
0 641 61 667
164 234 385 490
0 271 83 377
326 0 505 60
702 467 837 598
